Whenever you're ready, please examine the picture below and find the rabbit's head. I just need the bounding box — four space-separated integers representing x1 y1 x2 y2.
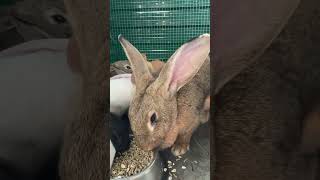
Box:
118 34 210 151
12 0 72 38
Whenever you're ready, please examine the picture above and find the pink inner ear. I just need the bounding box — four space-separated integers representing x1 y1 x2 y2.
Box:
170 42 208 90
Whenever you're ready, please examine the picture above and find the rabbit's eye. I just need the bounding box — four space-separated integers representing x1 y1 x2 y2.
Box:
44 8 68 25
124 65 131 70
52 14 67 24
150 113 157 126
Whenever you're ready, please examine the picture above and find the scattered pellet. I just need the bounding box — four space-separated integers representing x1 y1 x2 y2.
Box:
111 138 154 178
182 166 186 169
164 168 167 172
168 160 172 164
168 176 172 180
171 169 176 173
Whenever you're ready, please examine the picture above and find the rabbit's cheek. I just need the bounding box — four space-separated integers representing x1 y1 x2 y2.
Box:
162 125 179 148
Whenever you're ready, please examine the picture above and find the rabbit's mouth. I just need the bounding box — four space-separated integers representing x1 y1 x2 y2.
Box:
137 140 159 151
136 123 179 151
160 123 180 149
138 138 173 151
159 141 174 149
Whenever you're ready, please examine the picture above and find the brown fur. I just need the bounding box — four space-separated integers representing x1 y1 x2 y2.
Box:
131 59 165 84
110 53 165 82
119 35 210 156
110 54 147 76
213 0 320 179
67 37 82 73
59 0 108 180
302 104 320 153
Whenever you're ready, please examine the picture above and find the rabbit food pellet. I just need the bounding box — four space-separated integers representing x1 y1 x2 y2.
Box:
111 139 154 178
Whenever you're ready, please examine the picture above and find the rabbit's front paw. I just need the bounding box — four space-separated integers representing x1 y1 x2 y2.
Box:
171 143 190 156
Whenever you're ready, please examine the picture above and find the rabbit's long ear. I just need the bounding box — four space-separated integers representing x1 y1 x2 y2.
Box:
156 34 210 98
213 0 300 94
118 35 153 87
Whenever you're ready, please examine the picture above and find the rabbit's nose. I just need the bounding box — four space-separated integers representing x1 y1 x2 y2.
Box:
141 143 158 151
141 143 156 151
136 140 151 150
145 146 154 151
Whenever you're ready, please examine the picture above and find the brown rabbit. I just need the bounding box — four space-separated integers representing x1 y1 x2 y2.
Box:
213 0 320 179
118 34 210 156
130 55 165 84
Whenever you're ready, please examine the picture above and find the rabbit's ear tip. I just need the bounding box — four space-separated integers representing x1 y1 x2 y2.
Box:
199 33 210 38
118 34 123 41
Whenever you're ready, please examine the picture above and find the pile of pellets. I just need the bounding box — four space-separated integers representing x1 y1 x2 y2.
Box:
111 138 154 178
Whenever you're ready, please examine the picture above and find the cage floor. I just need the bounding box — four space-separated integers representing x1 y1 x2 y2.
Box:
159 123 210 180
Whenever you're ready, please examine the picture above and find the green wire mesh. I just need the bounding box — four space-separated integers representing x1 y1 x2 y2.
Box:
110 0 210 63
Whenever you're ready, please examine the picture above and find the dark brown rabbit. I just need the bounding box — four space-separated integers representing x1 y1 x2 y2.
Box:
59 0 108 180
213 0 320 179
118 34 210 156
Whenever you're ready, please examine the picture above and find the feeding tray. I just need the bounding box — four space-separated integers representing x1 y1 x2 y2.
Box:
111 150 163 180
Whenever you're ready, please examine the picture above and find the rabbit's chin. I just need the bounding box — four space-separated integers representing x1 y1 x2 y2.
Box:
135 138 160 151
159 142 174 149
141 138 174 151
138 139 171 151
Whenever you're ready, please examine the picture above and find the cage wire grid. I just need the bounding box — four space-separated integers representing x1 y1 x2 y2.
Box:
110 0 210 63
